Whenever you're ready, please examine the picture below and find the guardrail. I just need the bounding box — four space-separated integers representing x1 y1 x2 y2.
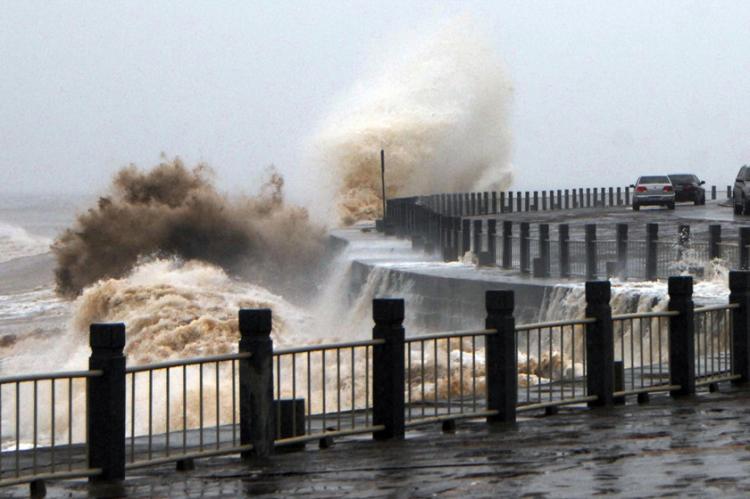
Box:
389 194 750 280
4 272 750 494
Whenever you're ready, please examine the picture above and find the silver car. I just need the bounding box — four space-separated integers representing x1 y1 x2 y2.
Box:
630 175 675 211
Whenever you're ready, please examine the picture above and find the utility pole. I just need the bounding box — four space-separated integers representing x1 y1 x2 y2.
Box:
381 149 386 219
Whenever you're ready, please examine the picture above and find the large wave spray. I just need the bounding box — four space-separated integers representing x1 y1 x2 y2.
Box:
52 158 325 298
311 19 514 225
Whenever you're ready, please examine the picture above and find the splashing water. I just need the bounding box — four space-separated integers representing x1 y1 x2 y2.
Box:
310 18 514 225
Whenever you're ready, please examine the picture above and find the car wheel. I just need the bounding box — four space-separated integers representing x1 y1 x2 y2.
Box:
633 203 640 211
667 202 675 210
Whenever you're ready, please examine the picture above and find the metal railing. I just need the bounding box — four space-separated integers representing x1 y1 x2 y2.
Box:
0 370 102 487
404 329 497 427
124 352 252 469
272 339 385 445
515 318 597 411
568 240 587 277
612 311 677 395
694 304 738 384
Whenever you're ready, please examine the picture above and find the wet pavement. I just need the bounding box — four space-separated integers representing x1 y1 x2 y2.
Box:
17 383 750 498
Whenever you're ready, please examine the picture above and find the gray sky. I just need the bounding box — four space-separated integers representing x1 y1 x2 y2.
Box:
1 1 749 200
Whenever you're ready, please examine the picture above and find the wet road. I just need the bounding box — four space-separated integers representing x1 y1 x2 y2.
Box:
23 384 750 498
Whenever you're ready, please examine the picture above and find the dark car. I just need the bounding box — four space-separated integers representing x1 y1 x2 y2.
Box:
667 174 705 205
733 165 750 214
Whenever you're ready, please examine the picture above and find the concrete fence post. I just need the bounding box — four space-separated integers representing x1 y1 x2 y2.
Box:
730 271 750 383
239 309 275 458
585 281 614 407
520 222 530 274
711 185 716 200
539 223 550 277
88 323 126 484
585 224 597 280
565 189 570 210
505 192 511 213
668 276 695 397
709 224 721 260
524 192 530 212
557 189 563 209
492 191 498 214
533 191 539 211
616 187 622 206
470 193 477 215
483 191 489 215
740 227 750 270
586 188 591 207
625 186 630 205
372 298 405 440
559 224 570 278
572 189 578 208
516 192 521 212
473 219 482 254
593 188 599 206
609 187 614 207
544 191 550 211
485 290 517 424
462 219 471 256
616 223 628 279
486 219 497 265
646 223 658 281
502 221 513 269
727 186 732 199
677 224 690 262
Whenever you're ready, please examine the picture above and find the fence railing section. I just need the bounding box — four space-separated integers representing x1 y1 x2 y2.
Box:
694 304 737 383
124 352 251 469
0 370 102 487
404 329 495 426
612 311 676 394
515 319 591 410
272 340 383 445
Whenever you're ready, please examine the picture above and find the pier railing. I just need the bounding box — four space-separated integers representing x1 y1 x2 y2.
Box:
4 272 750 493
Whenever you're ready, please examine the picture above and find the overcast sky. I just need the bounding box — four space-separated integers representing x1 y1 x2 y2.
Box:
1 1 749 200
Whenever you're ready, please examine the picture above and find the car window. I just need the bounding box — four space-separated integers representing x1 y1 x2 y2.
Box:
668 175 695 183
639 176 670 184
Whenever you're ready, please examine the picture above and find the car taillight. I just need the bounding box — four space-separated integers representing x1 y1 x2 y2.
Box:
663 185 673 192
636 186 647 192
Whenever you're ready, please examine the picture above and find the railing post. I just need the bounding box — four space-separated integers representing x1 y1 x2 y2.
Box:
502 221 512 269
524 191 530 212
625 186 630 205
585 224 597 280
485 290 516 424
585 281 614 407
709 224 721 260
608 187 614 207
520 222 530 274
503 192 509 213
542 191 548 211
616 186 621 206
740 227 750 270
711 185 716 200
372 298 405 440
572 189 578 208
730 271 750 383
533 191 539 211
239 309 275 458
470 192 477 215
646 223 658 281
492 191 498 214
539 224 550 277
564 189 570 209
668 276 695 397
483 192 489 215
557 189 563 209
88 323 126 484
586 188 591 207
616 223 628 279
559 224 570 278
